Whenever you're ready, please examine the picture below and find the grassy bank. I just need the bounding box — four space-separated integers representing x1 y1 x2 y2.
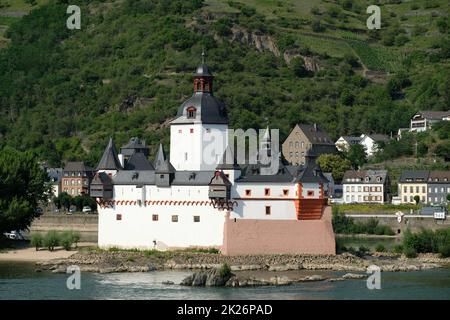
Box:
333 203 421 214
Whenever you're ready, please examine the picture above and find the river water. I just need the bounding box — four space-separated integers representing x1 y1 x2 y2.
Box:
0 261 449 300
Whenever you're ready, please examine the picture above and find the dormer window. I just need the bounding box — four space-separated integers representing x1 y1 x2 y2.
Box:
187 107 196 119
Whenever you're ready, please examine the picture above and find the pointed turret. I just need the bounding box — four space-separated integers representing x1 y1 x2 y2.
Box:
96 137 122 171
154 143 175 187
154 143 174 173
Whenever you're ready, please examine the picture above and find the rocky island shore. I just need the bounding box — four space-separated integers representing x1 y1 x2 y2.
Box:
35 249 450 282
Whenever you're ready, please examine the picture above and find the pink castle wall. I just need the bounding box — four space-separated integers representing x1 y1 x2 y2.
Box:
221 206 336 255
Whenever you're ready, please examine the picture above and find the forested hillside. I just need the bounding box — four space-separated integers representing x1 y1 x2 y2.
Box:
0 0 448 167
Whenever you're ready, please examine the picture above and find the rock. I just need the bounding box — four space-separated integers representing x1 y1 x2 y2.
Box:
181 267 234 287
148 264 157 271
231 264 261 271
304 275 323 281
230 27 280 57
268 276 292 286
284 50 320 72
268 265 290 272
162 281 174 285
342 273 366 280
180 274 195 286
192 272 208 286
327 278 345 282
225 276 239 287
51 267 66 274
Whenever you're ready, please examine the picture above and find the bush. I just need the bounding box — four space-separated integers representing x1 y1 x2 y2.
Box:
392 244 403 254
402 228 450 256
375 244 386 252
30 233 43 251
71 231 81 248
60 231 75 251
332 211 395 235
358 245 369 254
43 231 60 251
404 247 417 258
438 243 450 258
218 263 232 278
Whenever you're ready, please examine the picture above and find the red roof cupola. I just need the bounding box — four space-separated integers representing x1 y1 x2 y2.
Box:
194 50 213 93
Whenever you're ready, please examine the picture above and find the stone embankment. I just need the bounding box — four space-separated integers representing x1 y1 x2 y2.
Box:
35 250 449 275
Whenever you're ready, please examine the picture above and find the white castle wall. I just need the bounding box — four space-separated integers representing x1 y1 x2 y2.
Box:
231 183 297 220
98 185 226 249
170 124 228 171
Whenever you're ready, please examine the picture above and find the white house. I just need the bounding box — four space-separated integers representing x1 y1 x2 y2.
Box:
359 134 389 157
342 170 390 204
90 56 335 255
335 136 361 152
410 110 450 132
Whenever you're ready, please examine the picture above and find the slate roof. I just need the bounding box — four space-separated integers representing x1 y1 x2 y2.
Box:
364 134 389 142
124 152 154 171
91 172 113 186
96 137 122 171
398 170 429 183
195 63 212 77
297 124 334 144
428 171 450 183
308 144 338 157
415 110 450 120
343 170 388 184
172 171 216 185
113 171 156 185
339 136 362 144
236 162 296 183
113 170 217 186
293 157 329 184
64 162 93 173
46 168 62 183
236 154 328 184
154 144 175 173
172 92 228 125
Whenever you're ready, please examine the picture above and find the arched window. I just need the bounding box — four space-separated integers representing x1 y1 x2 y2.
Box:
187 106 196 119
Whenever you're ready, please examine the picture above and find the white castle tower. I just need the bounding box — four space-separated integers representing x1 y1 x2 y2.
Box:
169 52 229 171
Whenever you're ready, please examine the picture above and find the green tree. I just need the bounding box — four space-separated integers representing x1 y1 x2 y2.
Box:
30 233 43 251
72 196 84 212
345 144 367 169
317 154 352 183
82 195 97 211
0 147 50 234
413 195 420 205
58 192 72 211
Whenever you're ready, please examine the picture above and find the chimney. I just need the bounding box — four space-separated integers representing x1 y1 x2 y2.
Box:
313 123 317 131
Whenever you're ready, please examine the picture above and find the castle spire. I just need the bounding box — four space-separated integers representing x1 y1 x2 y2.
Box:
96 137 122 171
194 49 213 93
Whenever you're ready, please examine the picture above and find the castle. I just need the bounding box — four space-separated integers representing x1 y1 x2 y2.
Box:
91 55 335 255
